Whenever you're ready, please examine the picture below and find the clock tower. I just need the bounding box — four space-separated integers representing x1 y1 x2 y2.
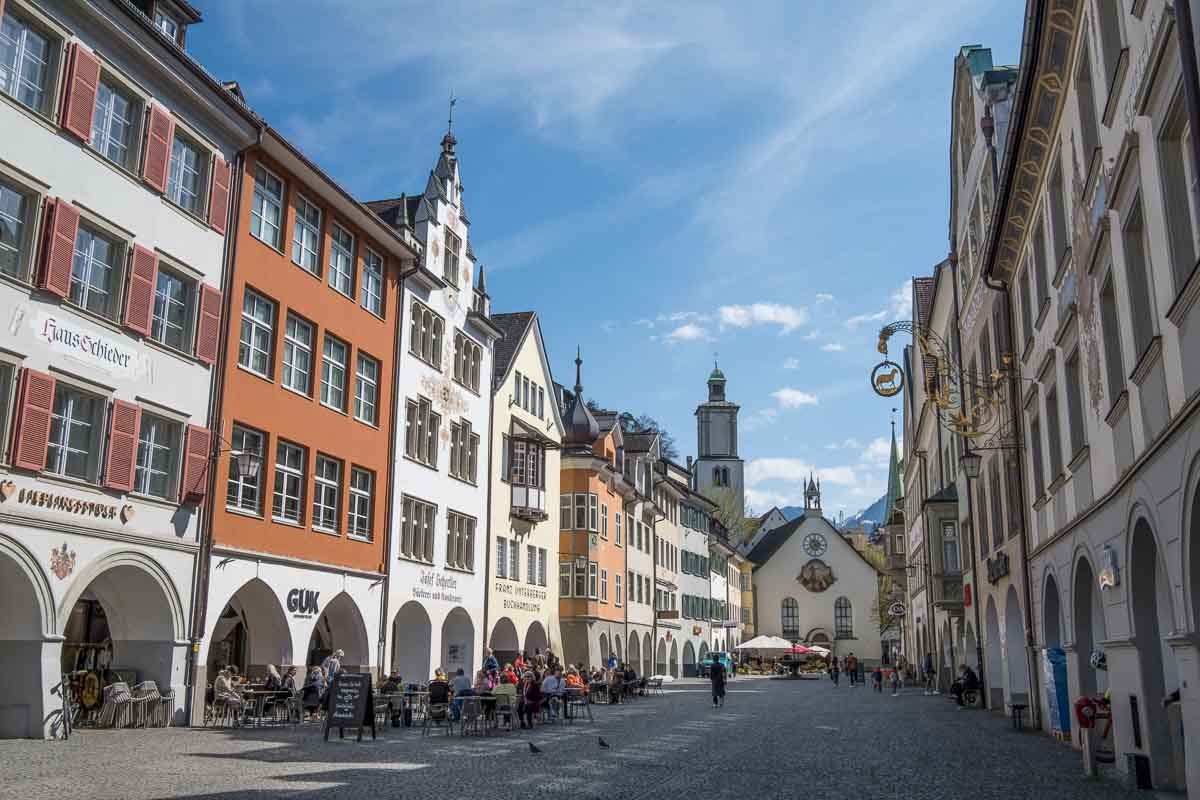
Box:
694 362 744 513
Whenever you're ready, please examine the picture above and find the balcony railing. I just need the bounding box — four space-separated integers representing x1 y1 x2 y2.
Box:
511 485 547 522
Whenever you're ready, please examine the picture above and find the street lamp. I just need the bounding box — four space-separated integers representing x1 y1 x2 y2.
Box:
230 448 262 480
959 449 982 480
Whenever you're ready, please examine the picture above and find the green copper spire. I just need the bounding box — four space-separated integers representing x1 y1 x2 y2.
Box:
885 414 902 518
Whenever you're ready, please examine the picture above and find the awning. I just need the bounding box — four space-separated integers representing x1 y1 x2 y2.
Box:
510 416 560 449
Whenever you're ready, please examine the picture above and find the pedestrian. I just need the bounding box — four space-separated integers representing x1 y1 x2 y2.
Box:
845 653 858 687
710 654 727 708
923 653 936 695
871 665 883 693
889 668 900 696
482 647 499 672
829 656 840 687
321 649 343 684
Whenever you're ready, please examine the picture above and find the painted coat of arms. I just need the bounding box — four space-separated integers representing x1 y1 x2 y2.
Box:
797 559 836 593
51 542 77 580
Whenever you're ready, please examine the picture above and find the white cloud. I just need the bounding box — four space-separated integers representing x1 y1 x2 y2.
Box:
815 293 834 304
770 388 819 408
890 278 914 318
825 437 862 451
634 318 656 329
821 342 845 352
658 310 710 323
782 357 801 370
746 458 857 486
664 322 714 343
802 330 821 341
845 309 888 328
717 303 809 333
861 437 892 465
741 407 779 432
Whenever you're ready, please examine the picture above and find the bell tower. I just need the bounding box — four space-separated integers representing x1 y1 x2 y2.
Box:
695 361 744 512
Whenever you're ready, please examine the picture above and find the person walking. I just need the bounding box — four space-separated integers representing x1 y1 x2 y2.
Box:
871 665 883 693
890 667 900 696
923 653 936 695
321 649 344 684
829 656 840 687
845 653 858 687
710 656 727 708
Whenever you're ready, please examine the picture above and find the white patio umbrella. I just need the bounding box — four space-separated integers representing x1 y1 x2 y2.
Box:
735 635 794 653
804 645 831 656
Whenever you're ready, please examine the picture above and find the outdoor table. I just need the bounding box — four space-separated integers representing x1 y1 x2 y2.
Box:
239 689 277 726
401 691 428 727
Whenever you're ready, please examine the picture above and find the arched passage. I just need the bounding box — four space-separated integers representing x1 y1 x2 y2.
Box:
208 579 292 680
525 621 549 662
1188 479 1200 653
441 607 474 677
941 618 955 671
642 632 652 677
1042 573 1063 649
984 597 1003 709
307 592 370 672
1073 556 1108 698
392 601 432 682
683 641 697 677
669 640 679 678
628 634 641 674
1130 518 1177 788
489 617 519 666
699 642 709 663
0 536 55 738
963 622 978 671
613 634 623 663
1004 585 1030 704
598 633 609 666
655 638 667 676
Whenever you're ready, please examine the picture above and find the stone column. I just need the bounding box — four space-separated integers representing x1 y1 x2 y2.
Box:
1166 634 1199 797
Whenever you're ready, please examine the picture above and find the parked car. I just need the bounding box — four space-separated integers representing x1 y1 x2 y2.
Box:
698 651 736 678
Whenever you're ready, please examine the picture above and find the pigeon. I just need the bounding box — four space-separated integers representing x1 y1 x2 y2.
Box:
598 737 610 749
529 742 542 754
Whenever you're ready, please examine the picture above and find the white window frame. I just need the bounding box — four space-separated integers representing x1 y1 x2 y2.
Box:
0 8 62 117
312 454 341 534
70 223 125 321
150 264 197 354
361 246 383 316
250 164 284 249
354 352 379 425
272 440 305 525
46 383 105 482
328 221 354 296
226 424 264 514
291 194 321 274
166 131 208 217
238 288 275 378
496 537 509 580
89 74 142 172
320 334 348 412
588 493 598 532
527 544 537 586
347 466 373 540
0 173 37 282
281 312 313 396
133 412 181 499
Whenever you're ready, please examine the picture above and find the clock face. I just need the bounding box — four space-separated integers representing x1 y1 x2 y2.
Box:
802 533 827 557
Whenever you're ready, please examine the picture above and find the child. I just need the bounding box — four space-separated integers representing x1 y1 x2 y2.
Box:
871 665 883 693
889 668 900 696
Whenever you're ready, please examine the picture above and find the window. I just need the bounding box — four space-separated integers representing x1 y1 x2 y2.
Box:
282 313 313 395
1048 161 1069 271
46 384 104 481
71 224 123 320
312 455 341 533
1018 268 1034 344
348 467 373 540
90 78 139 170
977 476 990 554
538 386 544 419
250 165 284 248
1096 2 1123 90
615 573 622 606
354 353 379 425
443 228 461 286
408 300 444 366
320 335 348 411
615 512 622 545
526 544 537 585
153 9 179 41
537 548 547 587
0 177 32 279
400 495 435 563
291 196 321 274
238 289 275 377
1160 99 1199 295
1065 351 1086 456
834 597 853 639
272 440 305 524
0 362 12 462
150 267 195 353
600 568 608 602
0 11 55 114
449 420 479 482
496 537 509 579
404 397 440 467
1029 414 1045 498
588 562 599 599
361 247 383 316
601 504 608 539
226 425 264 513
574 493 587 530
446 511 475 571
941 522 960 574
559 562 572 596
1099 270 1125 406
560 494 572 530
523 376 531 411
1032 220 1049 318
588 493 598 531
1076 44 1100 169
166 134 207 215
328 222 354 296
509 538 520 581
133 413 180 498
453 332 481 392
513 371 521 403
573 561 586 598
781 598 799 639
1045 384 1064 481
1122 198 1156 360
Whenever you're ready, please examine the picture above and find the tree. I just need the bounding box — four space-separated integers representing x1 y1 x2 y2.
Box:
871 573 902 636
702 487 756 544
618 412 679 461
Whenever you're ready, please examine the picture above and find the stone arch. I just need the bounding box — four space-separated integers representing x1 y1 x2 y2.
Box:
699 641 710 662
598 633 609 665
683 641 697 676
669 639 679 678
1072 553 1108 697
307 592 370 672
1041 570 1063 648
1185 453 1200 636
642 632 652 676
59 549 184 642
941 617 955 670
655 638 667 676
0 533 56 738
208 578 293 679
1129 517 1177 787
440 607 474 676
1004 585 1030 703
392 600 432 682
489 617 519 666
613 633 623 663
525 621 549 661
984 595 1003 708
963 622 979 671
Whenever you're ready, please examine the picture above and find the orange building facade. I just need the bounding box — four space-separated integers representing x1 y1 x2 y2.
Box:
192 129 419 713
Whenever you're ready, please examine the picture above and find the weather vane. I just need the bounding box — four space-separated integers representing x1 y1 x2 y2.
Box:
448 92 456 132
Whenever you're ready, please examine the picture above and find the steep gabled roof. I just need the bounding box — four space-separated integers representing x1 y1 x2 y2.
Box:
746 515 805 566
491 312 535 386
623 431 658 452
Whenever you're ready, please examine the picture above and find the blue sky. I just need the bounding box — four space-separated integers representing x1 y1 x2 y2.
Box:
190 0 1022 519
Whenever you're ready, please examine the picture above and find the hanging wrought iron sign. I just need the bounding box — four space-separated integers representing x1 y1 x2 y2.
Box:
871 360 904 397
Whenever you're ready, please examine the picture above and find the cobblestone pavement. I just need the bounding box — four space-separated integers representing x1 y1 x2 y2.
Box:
1 677 1150 799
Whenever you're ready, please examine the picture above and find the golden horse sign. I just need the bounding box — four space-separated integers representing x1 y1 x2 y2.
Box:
871 360 903 397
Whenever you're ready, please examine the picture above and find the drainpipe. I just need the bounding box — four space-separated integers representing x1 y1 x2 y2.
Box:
184 146 250 726
480 348 496 658
1175 1 1200 223
917 451 937 685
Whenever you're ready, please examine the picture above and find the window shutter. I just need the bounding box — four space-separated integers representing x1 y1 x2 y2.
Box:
194 284 222 365
39 198 78 299
60 43 100 142
11 369 56 472
179 424 212 504
122 244 158 336
207 155 231 233
102 400 141 492
142 103 174 193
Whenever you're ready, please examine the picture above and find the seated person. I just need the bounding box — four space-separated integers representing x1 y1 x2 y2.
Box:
951 664 980 707
282 667 298 692
564 667 586 694
300 667 325 718
449 668 473 719
379 671 403 694
428 670 451 703
541 667 564 718
264 664 284 692
518 672 542 729
501 664 519 684
607 668 623 704
213 667 245 712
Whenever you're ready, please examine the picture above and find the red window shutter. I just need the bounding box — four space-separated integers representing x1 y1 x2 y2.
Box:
60 43 100 142
207 155 231 234
179 424 213 504
142 103 174 194
122 244 158 336
39 198 78 299
195 284 222 365
102 400 141 492
11 369 56 472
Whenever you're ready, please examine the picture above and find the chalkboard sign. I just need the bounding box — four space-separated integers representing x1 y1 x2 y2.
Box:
323 672 375 742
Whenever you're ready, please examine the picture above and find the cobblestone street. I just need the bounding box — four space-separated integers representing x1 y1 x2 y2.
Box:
0 676 1149 799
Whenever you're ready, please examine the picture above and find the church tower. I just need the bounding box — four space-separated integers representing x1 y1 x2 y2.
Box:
804 473 822 513
695 362 744 512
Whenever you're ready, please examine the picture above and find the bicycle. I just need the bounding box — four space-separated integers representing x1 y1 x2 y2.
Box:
50 673 75 740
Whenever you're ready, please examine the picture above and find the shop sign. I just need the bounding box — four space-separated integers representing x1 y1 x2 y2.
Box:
493 580 546 613
286 588 320 618
34 312 142 378
412 569 463 605
1097 545 1120 591
9 484 121 520
887 601 906 618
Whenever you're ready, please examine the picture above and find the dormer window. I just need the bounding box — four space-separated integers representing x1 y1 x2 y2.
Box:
154 9 182 44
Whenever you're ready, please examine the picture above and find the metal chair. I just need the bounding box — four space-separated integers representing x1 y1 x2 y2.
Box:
97 682 133 729
491 693 514 732
565 689 593 724
422 703 454 736
459 696 483 737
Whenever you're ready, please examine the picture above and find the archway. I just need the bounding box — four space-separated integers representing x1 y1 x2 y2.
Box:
655 639 667 676
489 617 519 666
1190 480 1200 641
598 633 609 666
963 623 979 671
1042 573 1063 649
613 633 623 663
941 618 955 671
441 607 474 677
683 641 697 677
391 601 432 682
669 640 679 678
1130 518 1177 788
984 596 1003 709
1073 556 1108 697
628 634 641 675
1004 585 1030 704
208 579 291 681
699 642 709 663
642 632 652 677
307 592 370 673
524 621 549 663
0 537 55 738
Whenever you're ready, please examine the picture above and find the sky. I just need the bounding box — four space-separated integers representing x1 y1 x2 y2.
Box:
189 0 1024 520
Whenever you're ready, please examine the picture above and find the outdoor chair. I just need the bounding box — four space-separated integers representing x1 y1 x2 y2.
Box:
97 682 133 728
492 693 514 732
422 702 455 736
647 678 664 696
459 697 484 737
131 681 169 728
565 690 592 724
